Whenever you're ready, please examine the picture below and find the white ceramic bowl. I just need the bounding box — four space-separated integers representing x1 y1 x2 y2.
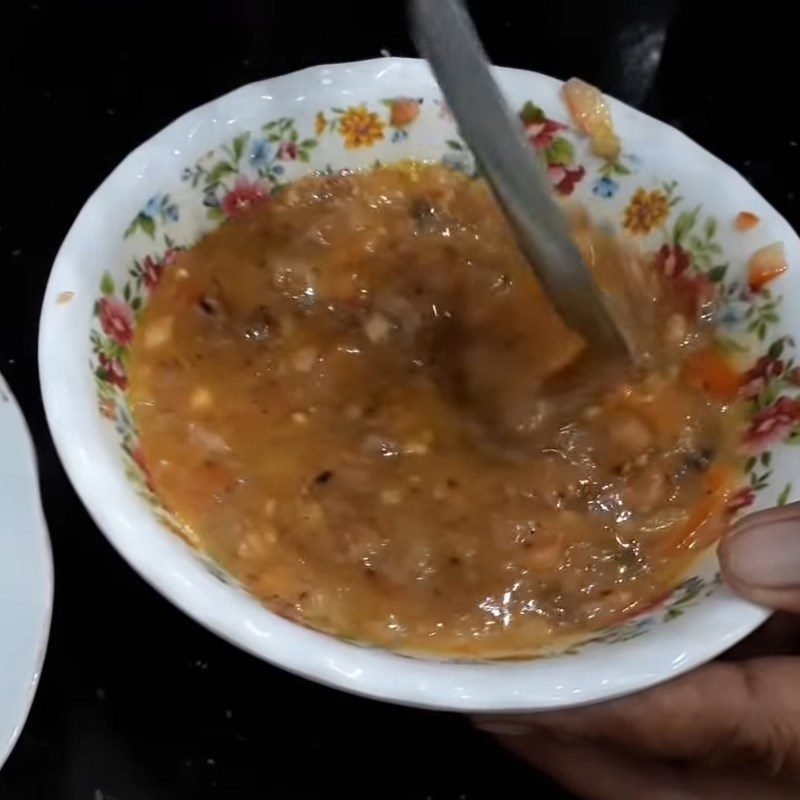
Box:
0 373 52 767
39 58 800 711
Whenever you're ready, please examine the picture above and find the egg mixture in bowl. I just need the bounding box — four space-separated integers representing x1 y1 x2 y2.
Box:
129 163 741 658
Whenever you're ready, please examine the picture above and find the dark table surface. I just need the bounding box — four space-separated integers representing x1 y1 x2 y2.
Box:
1 1 797 797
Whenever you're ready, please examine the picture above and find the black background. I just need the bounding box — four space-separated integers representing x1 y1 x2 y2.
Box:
1 1 797 797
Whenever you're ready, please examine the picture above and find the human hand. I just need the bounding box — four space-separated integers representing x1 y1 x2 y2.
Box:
474 502 800 799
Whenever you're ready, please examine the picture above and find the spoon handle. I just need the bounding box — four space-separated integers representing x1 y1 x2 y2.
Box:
409 0 628 357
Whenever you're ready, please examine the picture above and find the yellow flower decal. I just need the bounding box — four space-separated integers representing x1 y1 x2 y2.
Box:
622 188 670 235
315 111 327 137
337 106 385 149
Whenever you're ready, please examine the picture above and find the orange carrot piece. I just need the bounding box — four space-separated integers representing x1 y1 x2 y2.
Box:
389 98 422 128
735 211 760 231
748 242 787 291
683 346 741 401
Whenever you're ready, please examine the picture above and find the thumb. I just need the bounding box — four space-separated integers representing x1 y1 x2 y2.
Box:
720 500 800 614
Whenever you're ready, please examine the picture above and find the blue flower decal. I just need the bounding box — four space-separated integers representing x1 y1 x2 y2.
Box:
592 176 618 198
719 299 750 329
249 138 272 169
125 194 178 238
202 185 220 209
142 194 164 217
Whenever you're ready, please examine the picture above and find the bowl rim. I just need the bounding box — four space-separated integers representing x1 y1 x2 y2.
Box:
0 372 54 767
38 57 779 712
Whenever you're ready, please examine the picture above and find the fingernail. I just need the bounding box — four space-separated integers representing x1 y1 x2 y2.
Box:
726 519 800 588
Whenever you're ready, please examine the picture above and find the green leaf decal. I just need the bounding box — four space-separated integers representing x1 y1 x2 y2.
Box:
139 214 156 239
545 137 575 167
611 160 632 175
206 161 236 185
707 264 728 283
519 101 545 125
673 205 701 246
232 132 250 162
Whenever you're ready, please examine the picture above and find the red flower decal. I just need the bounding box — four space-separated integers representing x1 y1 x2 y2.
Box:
141 247 180 291
525 118 567 149
742 396 800 453
548 164 586 196
142 255 163 291
277 141 298 160
741 356 784 399
163 247 181 267
726 486 756 514
221 177 270 218
655 243 692 279
654 244 715 318
99 296 135 347
98 353 128 390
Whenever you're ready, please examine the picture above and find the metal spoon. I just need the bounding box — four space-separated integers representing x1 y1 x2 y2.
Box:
409 0 629 359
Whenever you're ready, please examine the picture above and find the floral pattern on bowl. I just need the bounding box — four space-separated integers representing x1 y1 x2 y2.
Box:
88 81 798 658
